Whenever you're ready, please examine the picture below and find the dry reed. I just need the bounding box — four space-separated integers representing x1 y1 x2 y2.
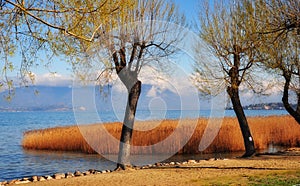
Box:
22 115 300 154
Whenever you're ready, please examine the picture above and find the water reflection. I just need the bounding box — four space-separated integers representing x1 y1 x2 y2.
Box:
21 150 116 178
23 150 245 170
264 144 286 154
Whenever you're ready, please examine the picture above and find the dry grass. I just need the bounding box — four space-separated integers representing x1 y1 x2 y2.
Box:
22 115 300 154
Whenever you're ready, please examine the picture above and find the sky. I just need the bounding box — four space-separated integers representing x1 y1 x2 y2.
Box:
5 1 284 105
24 1 201 84
7 1 218 82
33 0 200 78
175 0 199 23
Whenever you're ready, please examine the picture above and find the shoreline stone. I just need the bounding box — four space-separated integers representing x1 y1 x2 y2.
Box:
37 176 46 182
20 178 29 182
14 180 30 185
53 173 65 180
1 159 226 185
45 175 53 180
65 172 74 178
188 159 197 164
31 176 38 182
74 170 83 177
88 169 96 174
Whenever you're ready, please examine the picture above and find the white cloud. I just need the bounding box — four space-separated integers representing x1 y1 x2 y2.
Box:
35 73 72 86
138 65 197 97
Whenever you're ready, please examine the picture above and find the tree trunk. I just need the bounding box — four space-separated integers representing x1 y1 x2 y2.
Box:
227 86 256 157
282 73 300 124
227 49 255 157
116 80 141 170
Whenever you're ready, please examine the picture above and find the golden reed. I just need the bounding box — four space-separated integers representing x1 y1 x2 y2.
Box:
22 116 300 154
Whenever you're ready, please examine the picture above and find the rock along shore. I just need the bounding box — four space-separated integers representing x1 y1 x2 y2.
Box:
0 159 214 186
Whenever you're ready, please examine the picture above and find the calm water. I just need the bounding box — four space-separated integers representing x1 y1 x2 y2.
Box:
0 109 288 181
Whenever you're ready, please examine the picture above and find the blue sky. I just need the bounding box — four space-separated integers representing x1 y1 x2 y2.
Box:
174 0 199 22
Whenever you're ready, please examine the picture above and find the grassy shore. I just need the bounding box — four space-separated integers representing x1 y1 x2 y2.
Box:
22 115 300 154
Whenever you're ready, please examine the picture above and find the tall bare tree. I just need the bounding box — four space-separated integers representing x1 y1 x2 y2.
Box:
255 0 300 124
194 0 264 157
86 0 186 170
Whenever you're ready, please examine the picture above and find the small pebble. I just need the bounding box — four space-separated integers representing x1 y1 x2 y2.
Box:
74 170 83 177
15 180 31 184
45 175 53 180
21 177 29 181
155 163 162 166
38 176 46 181
31 176 38 182
53 173 65 180
65 172 74 178
88 169 96 174
188 159 196 164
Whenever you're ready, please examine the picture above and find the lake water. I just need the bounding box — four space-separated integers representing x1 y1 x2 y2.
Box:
0 109 288 181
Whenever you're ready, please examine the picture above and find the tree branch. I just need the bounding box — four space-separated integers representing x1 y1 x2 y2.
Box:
135 44 145 73
26 0 108 14
4 0 102 42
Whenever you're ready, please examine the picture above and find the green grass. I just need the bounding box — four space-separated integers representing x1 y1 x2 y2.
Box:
248 170 300 186
186 170 300 186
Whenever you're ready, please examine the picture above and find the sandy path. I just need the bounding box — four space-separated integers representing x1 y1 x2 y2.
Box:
21 154 300 186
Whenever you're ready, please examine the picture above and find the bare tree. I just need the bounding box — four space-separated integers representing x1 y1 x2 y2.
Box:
85 0 186 170
193 0 265 157
255 0 300 124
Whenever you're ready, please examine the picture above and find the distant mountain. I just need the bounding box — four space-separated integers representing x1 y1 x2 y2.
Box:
0 86 73 111
1 85 291 112
0 84 181 112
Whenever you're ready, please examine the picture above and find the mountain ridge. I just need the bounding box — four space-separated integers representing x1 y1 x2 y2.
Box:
0 85 181 112
0 86 289 112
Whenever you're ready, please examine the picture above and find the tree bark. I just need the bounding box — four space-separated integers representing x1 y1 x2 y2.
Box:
227 86 256 157
116 80 141 170
226 47 255 157
282 73 300 124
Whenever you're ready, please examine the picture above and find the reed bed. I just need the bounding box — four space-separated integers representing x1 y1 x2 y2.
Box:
22 115 300 154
